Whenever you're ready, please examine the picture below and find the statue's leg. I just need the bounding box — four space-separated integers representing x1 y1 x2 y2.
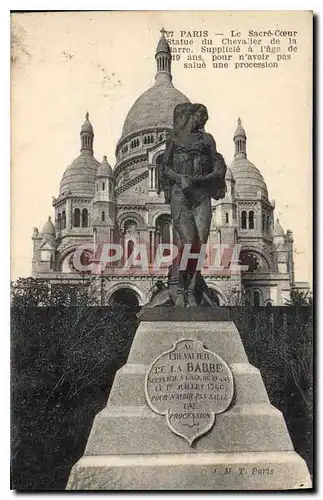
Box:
175 269 186 307
194 196 212 245
172 197 198 307
186 197 213 307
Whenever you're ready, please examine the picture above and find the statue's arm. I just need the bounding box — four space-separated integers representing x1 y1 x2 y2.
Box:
163 137 182 184
195 133 227 183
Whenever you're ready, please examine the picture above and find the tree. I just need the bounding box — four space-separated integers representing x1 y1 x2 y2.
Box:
285 289 313 307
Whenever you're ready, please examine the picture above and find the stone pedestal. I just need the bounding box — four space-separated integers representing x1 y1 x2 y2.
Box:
67 308 311 490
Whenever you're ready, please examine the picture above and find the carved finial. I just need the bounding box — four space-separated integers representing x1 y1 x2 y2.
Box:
155 28 172 82
48 216 51 221
103 155 107 161
237 117 241 126
86 112 89 120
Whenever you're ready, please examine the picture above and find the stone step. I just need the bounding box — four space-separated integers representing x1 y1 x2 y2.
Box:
85 403 293 455
108 362 271 407
67 451 311 490
128 321 249 365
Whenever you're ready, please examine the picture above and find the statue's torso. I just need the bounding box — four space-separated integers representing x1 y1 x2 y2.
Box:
171 132 212 178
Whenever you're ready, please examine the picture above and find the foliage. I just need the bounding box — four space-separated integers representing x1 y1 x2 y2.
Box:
11 277 112 308
232 306 313 477
285 289 313 307
11 301 138 490
11 278 313 489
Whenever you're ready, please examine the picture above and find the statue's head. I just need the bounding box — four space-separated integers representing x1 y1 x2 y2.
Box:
191 103 208 131
173 103 208 134
173 103 192 132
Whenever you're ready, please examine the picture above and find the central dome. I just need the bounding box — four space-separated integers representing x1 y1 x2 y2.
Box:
119 31 190 143
121 79 190 139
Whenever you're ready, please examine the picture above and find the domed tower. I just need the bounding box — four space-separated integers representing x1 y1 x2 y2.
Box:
53 113 100 261
32 217 57 275
230 118 275 273
210 168 239 255
92 155 116 246
273 218 288 274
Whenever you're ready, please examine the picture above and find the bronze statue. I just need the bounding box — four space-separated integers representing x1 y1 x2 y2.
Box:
158 103 227 307
138 103 227 316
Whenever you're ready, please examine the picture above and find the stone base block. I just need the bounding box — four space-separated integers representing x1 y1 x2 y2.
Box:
66 451 311 490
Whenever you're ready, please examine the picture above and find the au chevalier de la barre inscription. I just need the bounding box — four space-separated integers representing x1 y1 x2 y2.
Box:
145 339 234 446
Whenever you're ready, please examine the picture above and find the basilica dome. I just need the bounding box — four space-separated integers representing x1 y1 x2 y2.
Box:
60 153 100 196
120 80 190 139
230 118 268 199
118 31 190 144
230 158 268 198
59 113 100 196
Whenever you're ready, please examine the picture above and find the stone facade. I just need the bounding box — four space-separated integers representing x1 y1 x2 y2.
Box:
31 33 307 306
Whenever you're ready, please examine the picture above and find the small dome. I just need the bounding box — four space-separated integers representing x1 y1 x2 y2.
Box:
81 112 93 134
234 117 246 139
273 218 285 237
156 33 170 53
97 155 113 178
230 157 268 199
60 153 100 196
119 80 190 140
41 216 55 237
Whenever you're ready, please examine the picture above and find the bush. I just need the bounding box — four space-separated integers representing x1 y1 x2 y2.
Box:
11 296 313 489
11 303 138 490
232 307 313 478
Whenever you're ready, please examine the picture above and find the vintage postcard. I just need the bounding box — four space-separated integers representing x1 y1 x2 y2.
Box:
11 11 313 490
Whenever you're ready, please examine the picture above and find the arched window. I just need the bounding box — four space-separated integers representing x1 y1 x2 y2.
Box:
124 220 137 234
73 208 80 228
248 211 254 229
160 219 171 255
102 182 105 191
241 211 247 229
131 138 139 149
96 183 98 191
266 215 270 233
156 215 172 256
62 211 66 230
127 240 134 259
253 291 261 307
101 210 105 223
262 213 266 231
225 212 229 224
57 213 62 231
81 208 88 227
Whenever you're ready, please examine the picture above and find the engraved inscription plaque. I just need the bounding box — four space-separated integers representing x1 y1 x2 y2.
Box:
145 339 234 445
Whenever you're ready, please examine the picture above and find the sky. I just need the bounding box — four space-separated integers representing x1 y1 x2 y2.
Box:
11 10 312 284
